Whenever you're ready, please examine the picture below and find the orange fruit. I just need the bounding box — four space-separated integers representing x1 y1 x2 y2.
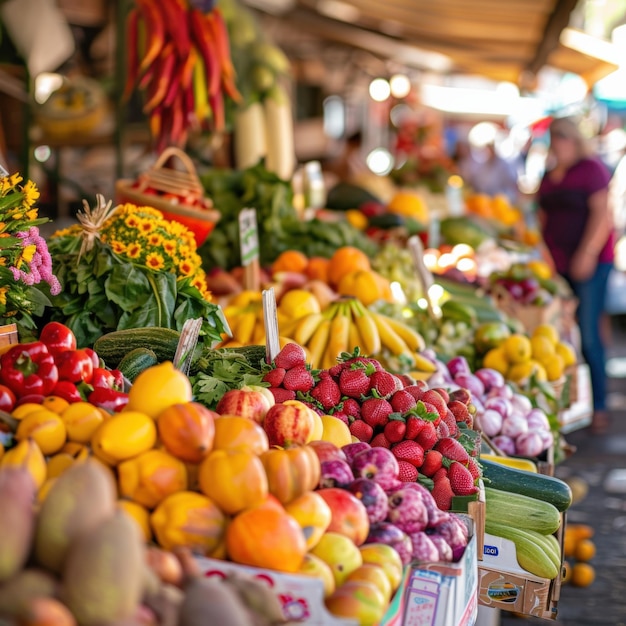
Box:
327 247 371 288
16 410 67 455
41 396 70 415
61 402 105 443
305 256 331 282
271 250 308 275
571 563 595 587
574 538 596 562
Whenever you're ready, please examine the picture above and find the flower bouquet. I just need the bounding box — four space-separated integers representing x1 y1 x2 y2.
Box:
45 196 227 348
0 173 61 339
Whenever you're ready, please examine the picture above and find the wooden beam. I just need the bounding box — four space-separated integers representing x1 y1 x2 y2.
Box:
528 0 579 74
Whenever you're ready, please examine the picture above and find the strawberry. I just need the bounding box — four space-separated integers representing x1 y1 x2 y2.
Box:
349 419 373 442
436 421 450 439
415 421 438 450
332 412 350 425
398 374 416 388
448 388 472 405
263 367 286 387
384 419 406 443
420 450 443 477
311 378 342 410
442 410 459 438
431 475 454 510
342 356 382 372
448 461 478 496
328 363 346 378
404 382 428 401
392 440 425 467
269 387 296 403
360 397 393 429
432 467 448 483
435 437 470 464
369 371 398 399
274 343 307 370
302 400 324 415
342 398 361 419
420 390 447 425
448 400 472 427
405 416 425 440
431 387 450 404
397 460 418 482
390 390 417 414
282 365 315 392
339 367 372 398
371 432 391 448
466 457 482 480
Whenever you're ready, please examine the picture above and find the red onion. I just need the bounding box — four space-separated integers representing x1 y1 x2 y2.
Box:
538 429 554 450
484 397 511 419
454 373 485 398
526 408 550 432
476 409 503 437
475 368 505 392
447 356 471 378
515 431 544 457
510 393 533 415
500 413 529 439
492 435 516 455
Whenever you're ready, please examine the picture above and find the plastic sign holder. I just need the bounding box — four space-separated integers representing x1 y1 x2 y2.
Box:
263 287 281 365
239 207 260 292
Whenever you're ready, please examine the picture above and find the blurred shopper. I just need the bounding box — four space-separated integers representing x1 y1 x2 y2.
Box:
538 117 615 433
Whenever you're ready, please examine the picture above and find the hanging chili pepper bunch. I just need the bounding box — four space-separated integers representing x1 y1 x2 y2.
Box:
124 0 241 152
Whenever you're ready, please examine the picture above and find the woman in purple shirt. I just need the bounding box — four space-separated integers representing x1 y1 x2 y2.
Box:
538 117 615 433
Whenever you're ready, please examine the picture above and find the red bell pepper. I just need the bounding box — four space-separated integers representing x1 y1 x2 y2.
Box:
0 385 16 412
51 380 83 404
88 387 129 413
55 350 94 384
38 322 76 356
83 348 100 369
0 342 59 397
92 367 124 391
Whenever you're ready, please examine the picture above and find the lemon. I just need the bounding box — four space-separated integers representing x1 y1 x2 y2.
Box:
508 360 547 384
530 335 555 363
320 415 352 447
556 341 577 368
279 289 321 320
482 347 509 376
543 354 565 382
61 402 105 444
532 324 559 346
503 334 532 364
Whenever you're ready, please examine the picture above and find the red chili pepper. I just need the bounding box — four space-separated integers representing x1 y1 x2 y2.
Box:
55 350 94 385
39 322 77 356
0 385 16 412
88 388 129 413
51 381 83 404
0 342 59 397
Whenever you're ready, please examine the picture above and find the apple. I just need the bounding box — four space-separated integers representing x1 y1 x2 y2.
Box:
284 491 332 550
310 531 362 586
215 389 270 424
298 553 336 598
263 400 315 446
345 563 392 601
359 543 403 592
317 487 370 546
309 440 347 464
325 580 386 624
240 385 275 409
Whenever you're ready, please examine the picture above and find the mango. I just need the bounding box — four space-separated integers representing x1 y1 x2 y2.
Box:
0 467 37 582
62 511 145 626
34 460 116 574
0 568 59 617
0 438 47 489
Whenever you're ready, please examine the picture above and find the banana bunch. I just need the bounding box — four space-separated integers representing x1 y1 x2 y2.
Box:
124 0 241 152
222 292 266 346
284 299 437 374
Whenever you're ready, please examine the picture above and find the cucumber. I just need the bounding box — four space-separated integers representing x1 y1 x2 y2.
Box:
486 521 559 580
485 487 561 535
117 348 159 383
94 328 181 368
481 458 572 512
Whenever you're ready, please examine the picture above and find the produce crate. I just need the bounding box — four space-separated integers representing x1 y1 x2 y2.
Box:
491 286 561 336
0 324 19 348
451 481 485 561
477 513 565 619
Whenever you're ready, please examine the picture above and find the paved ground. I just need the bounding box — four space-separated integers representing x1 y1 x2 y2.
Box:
494 316 626 626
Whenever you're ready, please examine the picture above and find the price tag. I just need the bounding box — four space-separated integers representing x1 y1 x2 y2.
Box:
239 208 259 266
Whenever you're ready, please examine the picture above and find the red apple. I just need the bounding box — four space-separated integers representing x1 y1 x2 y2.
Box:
317 487 370 546
308 440 347 464
263 400 315 446
215 389 271 424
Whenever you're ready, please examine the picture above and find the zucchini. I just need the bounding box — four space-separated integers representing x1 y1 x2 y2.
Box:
485 487 561 535
486 521 559 580
481 458 572 512
93 328 181 368
117 348 159 383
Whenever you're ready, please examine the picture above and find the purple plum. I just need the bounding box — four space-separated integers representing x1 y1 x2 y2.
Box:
365 522 413 566
387 485 428 533
347 478 388 524
342 442 371 466
429 535 453 562
447 356 471 378
319 459 354 489
408 531 440 562
427 513 469 561
351 447 399 490
390 481 448 527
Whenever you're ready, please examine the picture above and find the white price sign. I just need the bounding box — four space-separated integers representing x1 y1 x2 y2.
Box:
239 208 259 267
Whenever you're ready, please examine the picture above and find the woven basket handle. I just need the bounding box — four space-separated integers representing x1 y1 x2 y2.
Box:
153 146 197 175
138 147 203 196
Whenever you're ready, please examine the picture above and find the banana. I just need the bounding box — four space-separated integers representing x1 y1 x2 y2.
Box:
411 352 439 373
348 319 363 354
382 314 426 352
278 317 301 338
235 310 257 344
349 300 381 356
325 307 351 367
251 322 266 345
372 312 413 357
306 319 332 369
294 312 325 346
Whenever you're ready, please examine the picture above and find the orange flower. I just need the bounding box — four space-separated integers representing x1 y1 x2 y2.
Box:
146 252 165 271
127 243 142 259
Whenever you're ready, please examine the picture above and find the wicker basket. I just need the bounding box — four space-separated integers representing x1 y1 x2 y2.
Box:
115 148 220 247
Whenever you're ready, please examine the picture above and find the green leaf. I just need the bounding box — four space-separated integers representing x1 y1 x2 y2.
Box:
147 272 177 328
105 265 151 311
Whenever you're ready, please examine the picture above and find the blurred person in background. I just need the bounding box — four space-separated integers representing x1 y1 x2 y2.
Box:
538 117 615 433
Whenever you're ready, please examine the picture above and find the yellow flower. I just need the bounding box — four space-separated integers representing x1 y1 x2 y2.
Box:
178 260 194 277
163 240 177 255
148 233 163 247
9 173 22 187
127 243 142 259
111 240 126 254
12 212 23 220
125 215 141 229
26 209 38 221
20 244 37 266
138 219 156 235
22 180 40 207
0 286 7 305
146 252 165 270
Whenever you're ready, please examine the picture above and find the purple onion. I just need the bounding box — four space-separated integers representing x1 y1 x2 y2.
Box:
476 409 504 437
492 435 516 455
538 429 554 450
475 368 505 393
515 431 544 457
484 397 512 419
501 413 529 439
510 393 533 415
454 373 485 399
447 356 471 378
526 408 550 431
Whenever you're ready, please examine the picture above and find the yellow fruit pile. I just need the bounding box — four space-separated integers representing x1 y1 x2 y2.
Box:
563 523 596 588
482 324 577 384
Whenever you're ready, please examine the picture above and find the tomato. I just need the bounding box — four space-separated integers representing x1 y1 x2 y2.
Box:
0 385 16 412
55 350 94 384
39 322 76 356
